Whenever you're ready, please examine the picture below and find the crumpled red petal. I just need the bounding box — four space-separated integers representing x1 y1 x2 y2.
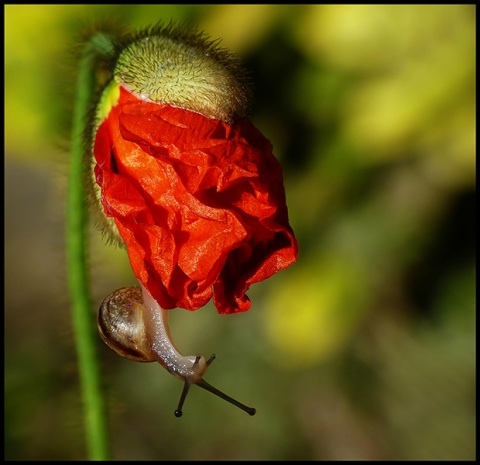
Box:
94 85 298 314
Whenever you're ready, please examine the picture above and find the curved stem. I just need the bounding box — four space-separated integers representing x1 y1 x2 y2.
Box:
67 32 115 460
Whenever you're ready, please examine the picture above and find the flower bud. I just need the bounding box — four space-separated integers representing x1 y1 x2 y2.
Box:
89 23 298 314
114 25 252 123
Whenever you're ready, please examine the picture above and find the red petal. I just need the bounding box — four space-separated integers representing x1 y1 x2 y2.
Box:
94 86 298 314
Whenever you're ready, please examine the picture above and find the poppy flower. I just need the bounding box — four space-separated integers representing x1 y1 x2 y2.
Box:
90 25 298 315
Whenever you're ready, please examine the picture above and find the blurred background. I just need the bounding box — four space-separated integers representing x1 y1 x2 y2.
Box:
5 4 475 460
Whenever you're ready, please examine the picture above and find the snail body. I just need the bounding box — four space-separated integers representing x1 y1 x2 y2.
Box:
98 284 255 417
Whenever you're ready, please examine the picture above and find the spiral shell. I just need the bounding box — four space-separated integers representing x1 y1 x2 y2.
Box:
98 286 155 362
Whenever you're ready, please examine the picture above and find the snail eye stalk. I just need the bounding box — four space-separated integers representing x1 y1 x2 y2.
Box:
174 355 256 418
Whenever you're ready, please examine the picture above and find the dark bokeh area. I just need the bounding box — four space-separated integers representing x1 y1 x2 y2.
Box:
5 5 475 460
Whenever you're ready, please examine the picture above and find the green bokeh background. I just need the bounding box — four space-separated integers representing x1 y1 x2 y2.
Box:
5 4 475 460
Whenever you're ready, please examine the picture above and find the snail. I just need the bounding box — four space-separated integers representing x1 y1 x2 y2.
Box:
98 284 256 417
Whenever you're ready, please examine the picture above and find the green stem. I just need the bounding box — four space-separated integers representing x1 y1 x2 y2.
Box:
67 33 115 460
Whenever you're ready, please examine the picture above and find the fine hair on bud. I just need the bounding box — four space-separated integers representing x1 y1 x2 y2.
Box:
114 22 253 123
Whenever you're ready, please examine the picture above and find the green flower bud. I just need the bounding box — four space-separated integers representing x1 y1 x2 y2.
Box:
113 24 252 123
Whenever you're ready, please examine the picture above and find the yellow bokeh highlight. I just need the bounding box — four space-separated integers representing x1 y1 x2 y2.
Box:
292 4 475 188
264 253 370 369
199 4 285 56
295 5 473 70
5 5 101 160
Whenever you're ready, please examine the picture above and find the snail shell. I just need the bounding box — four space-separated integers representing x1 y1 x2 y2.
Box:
98 286 155 362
